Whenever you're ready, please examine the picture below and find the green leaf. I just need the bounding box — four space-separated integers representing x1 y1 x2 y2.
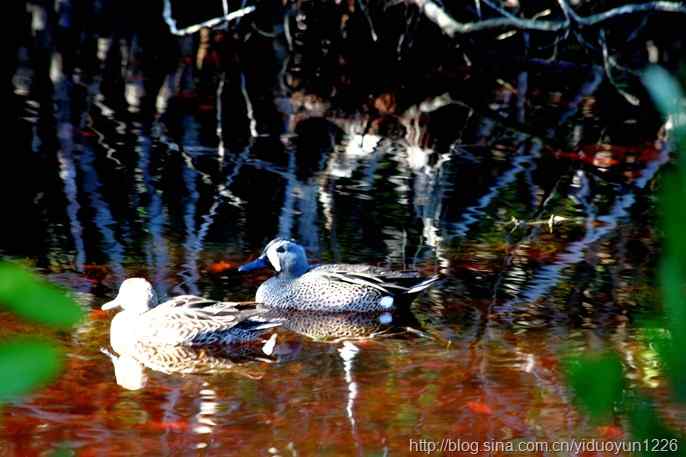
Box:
627 394 684 456
0 337 63 402
563 352 624 423
641 66 686 405
50 445 76 457
661 176 686 267
0 262 83 329
659 256 686 402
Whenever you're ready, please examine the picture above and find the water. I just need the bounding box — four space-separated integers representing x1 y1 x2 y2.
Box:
3 4 685 456
2 94 679 454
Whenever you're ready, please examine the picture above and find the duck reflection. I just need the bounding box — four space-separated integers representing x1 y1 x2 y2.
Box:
101 338 276 390
264 308 423 342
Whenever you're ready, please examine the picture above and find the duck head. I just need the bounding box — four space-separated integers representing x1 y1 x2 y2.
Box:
101 278 158 314
239 239 310 277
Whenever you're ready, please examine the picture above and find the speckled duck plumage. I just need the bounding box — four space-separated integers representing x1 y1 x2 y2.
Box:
238 239 441 312
102 278 281 353
101 342 275 390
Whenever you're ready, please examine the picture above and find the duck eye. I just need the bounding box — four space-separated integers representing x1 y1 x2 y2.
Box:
276 246 286 253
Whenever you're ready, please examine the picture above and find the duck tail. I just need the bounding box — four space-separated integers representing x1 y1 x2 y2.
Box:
405 275 442 295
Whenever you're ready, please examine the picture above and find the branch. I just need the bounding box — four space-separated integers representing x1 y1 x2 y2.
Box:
411 0 566 35
411 0 686 36
578 1 686 26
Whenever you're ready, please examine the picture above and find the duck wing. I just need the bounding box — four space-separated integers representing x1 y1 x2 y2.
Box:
311 264 390 275
153 295 228 310
316 271 409 295
315 269 441 297
139 297 281 345
311 265 437 289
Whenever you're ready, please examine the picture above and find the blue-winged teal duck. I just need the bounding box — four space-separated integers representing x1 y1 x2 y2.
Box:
101 278 281 351
238 239 441 312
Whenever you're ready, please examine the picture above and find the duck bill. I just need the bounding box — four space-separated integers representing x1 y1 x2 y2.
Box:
238 256 270 273
101 299 121 311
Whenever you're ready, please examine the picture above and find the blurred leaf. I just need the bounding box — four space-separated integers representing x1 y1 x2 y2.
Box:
643 66 686 404
563 352 623 423
626 394 683 456
643 66 684 122
661 175 686 267
50 445 76 457
0 262 83 329
658 255 686 402
0 337 63 402
643 66 686 167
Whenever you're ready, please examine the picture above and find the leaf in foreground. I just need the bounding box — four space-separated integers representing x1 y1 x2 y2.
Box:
0 337 63 402
0 262 83 329
563 352 624 423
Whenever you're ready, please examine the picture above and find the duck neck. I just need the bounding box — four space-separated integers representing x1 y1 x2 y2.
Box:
110 311 136 354
280 257 309 279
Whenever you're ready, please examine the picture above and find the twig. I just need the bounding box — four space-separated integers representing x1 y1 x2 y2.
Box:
507 215 580 233
357 0 379 42
599 29 640 106
480 0 527 22
163 1 256 36
555 0 577 22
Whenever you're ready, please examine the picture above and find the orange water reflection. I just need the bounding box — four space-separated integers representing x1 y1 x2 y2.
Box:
0 307 679 456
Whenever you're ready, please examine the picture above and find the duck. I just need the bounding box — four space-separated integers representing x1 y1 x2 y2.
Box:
101 278 281 353
238 238 441 312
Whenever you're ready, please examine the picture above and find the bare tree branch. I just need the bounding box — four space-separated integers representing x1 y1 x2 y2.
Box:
411 0 686 36
411 0 566 35
578 1 686 25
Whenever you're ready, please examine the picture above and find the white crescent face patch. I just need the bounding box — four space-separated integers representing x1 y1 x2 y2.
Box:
266 245 282 272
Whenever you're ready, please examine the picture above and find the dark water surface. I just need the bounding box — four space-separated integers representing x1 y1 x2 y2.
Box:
4 6 685 455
